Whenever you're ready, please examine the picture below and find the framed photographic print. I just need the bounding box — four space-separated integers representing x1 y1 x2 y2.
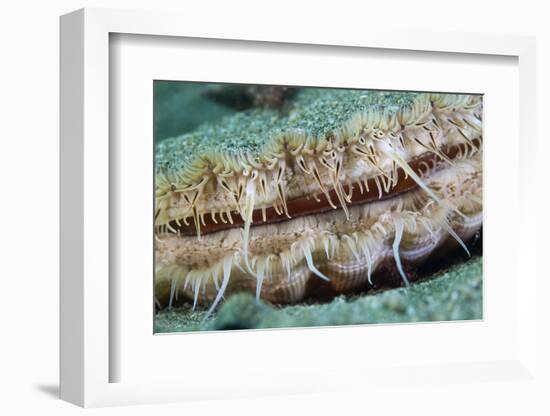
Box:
60 7 540 408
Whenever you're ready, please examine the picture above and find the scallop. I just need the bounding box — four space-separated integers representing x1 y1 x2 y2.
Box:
154 90 483 315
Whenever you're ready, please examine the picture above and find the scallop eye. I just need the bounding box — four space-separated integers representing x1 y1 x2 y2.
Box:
358 136 366 145
170 183 177 192
375 130 385 139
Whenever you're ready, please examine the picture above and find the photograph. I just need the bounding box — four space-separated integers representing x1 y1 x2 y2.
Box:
153 82 483 333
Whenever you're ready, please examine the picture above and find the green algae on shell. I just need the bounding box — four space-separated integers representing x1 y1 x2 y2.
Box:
155 88 419 175
154 255 482 332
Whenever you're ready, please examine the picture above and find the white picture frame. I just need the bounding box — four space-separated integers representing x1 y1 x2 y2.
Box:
60 7 540 408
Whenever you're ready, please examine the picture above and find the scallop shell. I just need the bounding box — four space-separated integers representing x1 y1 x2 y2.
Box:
154 90 483 313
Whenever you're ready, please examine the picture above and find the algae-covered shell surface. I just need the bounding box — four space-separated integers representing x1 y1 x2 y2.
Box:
155 89 419 174
154 82 483 332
